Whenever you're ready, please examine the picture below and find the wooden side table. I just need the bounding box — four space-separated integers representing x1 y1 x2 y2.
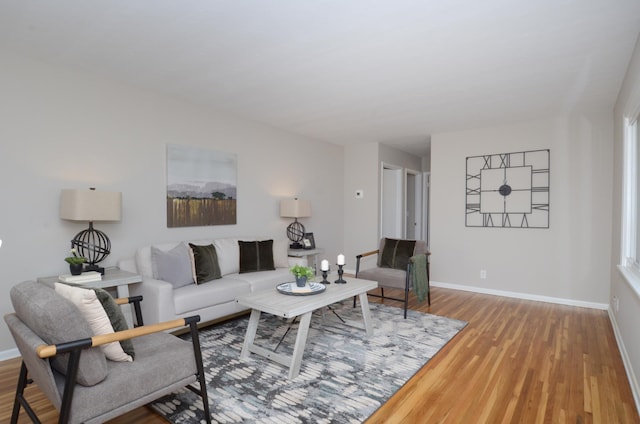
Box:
38 267 142 327
288 248 325 274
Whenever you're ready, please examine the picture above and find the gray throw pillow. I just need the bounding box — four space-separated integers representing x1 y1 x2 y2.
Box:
189 243 222 283
93 288 135 360
151 243 194 288
380 238 416 270
239 240 275 273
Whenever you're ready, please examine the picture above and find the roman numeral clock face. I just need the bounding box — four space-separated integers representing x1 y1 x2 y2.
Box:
466 149 550 228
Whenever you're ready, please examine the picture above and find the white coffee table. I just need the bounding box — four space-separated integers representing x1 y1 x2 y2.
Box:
236 275 378 379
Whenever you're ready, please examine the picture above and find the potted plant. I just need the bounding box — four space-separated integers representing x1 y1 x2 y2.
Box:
65 248 87 275
290 264 315 287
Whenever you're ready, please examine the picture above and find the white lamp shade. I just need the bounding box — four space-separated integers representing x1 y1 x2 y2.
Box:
280 198 311 218
60 189 122 222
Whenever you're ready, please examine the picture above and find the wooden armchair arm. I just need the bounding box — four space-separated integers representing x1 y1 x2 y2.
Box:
115 295 144 327
356 249 379 259
355 249 380 276
114 295 143 305
36 315 200 359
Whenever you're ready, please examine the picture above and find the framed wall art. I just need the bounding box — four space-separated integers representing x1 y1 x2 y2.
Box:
166 144 237 227
465 149 550 228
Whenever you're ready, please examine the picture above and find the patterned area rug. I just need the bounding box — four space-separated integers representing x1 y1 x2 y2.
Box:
151 301 467 423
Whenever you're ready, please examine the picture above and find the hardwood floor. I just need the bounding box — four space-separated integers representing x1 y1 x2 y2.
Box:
1 287 638 423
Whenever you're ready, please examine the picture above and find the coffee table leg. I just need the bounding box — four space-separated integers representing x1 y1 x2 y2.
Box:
288 311 312 379
358 292 374 336
241 309 261 360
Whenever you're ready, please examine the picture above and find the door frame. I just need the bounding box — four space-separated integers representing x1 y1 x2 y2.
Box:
380 162 404 239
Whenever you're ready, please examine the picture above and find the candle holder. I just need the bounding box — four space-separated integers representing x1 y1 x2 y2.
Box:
321 269 330 284
334 264 346 284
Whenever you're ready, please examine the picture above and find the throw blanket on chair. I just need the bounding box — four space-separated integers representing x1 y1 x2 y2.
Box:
411 254 429 303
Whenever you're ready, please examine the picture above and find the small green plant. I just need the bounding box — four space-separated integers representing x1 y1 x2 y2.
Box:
64 248 87 265
290 264 314 280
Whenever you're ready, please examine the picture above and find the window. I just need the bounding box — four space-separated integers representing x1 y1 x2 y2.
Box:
621 115 640 276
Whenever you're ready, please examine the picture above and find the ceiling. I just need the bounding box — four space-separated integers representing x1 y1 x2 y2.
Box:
1 1 639 157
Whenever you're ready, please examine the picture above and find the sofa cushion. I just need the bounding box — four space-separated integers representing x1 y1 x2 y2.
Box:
227 267 292 292
55 283 133 362
380 238 416 270
239 240 276 273
10 281 108 386
151 243 194 288
189 243 222 283
173 277 251 315
93 288 135 359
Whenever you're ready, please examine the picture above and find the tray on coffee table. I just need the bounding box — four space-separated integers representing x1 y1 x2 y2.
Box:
276 282 326 296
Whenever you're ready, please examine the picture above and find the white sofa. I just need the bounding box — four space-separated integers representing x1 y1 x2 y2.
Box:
118 238 304 325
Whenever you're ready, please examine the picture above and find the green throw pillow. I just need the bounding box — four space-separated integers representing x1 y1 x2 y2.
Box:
189 243 222 283
93 288 135 360
239 240 276 273
380 238 416 270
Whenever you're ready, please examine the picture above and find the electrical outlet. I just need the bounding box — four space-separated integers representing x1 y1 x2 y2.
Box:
355 190 364 199
480 270 487 279
613 296 620 312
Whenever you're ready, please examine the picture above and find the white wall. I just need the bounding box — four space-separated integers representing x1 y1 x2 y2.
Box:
430 114 613 306
0 51 344 353
611 35 640 406
343 143 379 269
379 143 423 173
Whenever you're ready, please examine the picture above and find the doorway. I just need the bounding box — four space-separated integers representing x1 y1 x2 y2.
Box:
380 164 427 242
381 164 403 238
406 170 422 240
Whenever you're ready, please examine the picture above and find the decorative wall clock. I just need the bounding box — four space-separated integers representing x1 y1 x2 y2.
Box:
465 149 550 228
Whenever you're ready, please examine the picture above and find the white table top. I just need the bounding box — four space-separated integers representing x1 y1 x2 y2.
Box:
287 248 324 257
38 267 142 290
236 274 377 319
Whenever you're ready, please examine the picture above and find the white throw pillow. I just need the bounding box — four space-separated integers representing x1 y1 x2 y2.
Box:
273 239 289 268
212 237 240 276
54 283 133 362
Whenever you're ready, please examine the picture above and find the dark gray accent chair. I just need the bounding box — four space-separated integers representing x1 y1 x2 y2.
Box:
355 238 430 318
5 280 211 424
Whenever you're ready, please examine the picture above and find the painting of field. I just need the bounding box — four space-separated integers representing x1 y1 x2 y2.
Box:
166 145 237 227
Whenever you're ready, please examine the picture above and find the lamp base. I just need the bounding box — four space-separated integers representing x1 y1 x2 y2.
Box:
84 264 105 275
289 242 304 249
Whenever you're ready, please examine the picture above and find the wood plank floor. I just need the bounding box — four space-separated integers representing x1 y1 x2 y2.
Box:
1 287 638 423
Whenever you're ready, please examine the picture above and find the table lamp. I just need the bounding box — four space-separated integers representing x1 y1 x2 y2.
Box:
280 198 311 249
60 187 122 274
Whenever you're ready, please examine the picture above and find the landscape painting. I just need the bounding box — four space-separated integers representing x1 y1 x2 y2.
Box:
166 144 237 227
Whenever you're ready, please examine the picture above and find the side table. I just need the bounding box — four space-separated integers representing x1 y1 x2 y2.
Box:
38 267 142 328
288 248 325 274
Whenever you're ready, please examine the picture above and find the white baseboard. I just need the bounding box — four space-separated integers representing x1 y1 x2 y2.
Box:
608 308 640 415
429 280 609 310
0 348 20 361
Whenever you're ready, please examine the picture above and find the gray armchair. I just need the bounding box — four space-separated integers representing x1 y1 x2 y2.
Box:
5 280 211 424
355 238 430 318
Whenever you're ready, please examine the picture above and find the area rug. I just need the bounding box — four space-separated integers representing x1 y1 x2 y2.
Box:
151 301 467 423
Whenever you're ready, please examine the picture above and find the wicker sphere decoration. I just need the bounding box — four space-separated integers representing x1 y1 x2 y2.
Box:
286 221 306 243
